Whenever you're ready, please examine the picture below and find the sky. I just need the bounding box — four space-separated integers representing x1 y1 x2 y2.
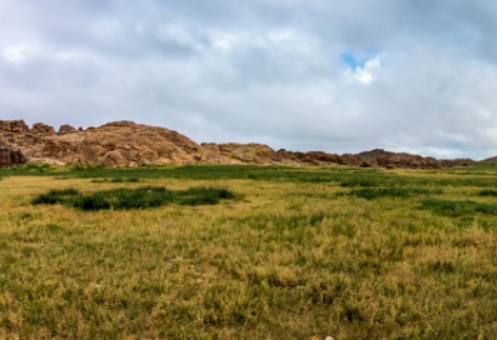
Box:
1 0 497 159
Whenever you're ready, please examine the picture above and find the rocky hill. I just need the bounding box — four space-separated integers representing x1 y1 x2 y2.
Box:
480 155 497 165
0 119 472 169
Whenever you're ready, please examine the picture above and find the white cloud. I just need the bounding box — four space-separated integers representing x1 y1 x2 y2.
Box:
212 33 238 52
4 45 26 62
348 57 381 84
3 1 497 159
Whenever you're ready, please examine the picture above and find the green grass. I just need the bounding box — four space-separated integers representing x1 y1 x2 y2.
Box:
4 165 497 339
340 178 381 187
4 163 497 187
32 186 236 210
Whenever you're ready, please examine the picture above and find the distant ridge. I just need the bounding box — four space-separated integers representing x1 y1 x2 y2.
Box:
0 119 473 169
481 156 497 165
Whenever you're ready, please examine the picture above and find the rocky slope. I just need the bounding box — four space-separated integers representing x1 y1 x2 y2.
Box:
0 119 472 169
358 149 473 169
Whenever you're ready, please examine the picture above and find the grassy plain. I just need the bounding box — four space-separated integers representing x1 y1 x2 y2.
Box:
2 164 497 339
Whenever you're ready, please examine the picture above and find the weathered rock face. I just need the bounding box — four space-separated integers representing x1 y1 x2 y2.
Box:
218 143 276 164
358 149 442 170
0 120 41 147
43 121 207 167
439 158 473 168
357 149 470 169
32 123 56 134
0 145 26 168
59 124 77 135
0 120 29 133
198 143 242 164
272 149 369 167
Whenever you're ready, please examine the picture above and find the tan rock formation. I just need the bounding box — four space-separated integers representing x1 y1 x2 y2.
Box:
43 121 205 167
218 143 276 164
0 119 474 169
0 120 29 133
199 143 242 164
356 149 470 169
59 124 77 135
32 123 56 134
272 149 368 167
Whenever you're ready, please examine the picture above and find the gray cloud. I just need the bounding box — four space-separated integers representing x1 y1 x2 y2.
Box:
1 0 497 159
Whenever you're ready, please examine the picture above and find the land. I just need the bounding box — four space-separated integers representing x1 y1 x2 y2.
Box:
2 164 497 339
0 120 473 169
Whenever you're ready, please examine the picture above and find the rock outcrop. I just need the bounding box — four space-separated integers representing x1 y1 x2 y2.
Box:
42 121 226 167
58 124 77 135
272 149 369 167
439 158 474 167
0 144 26 168
0 120 29 133
0 119 473 169
358 149 444 170
217 143 276 164
0 120 58 167
32 123 56 134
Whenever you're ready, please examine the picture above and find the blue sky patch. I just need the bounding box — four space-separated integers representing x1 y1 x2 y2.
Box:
340 51 379 69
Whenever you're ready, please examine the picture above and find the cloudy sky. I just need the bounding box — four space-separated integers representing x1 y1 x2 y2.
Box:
1 0 497 159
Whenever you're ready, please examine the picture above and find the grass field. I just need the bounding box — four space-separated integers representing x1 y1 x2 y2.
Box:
2 164 497 339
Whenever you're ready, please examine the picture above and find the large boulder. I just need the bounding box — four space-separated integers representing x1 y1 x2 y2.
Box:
58 124 77 135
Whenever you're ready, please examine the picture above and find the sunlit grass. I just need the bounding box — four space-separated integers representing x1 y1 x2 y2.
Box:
2 165 497 339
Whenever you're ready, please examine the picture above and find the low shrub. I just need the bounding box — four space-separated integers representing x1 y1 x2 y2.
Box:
340 188 443 200
32 186 235 211
177 187 235 206
91 178 139 183
419 199 497 216
31 188 80 205
479 190 497 196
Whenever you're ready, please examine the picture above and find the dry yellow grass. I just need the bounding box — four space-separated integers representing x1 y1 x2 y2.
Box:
1 167 497 339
